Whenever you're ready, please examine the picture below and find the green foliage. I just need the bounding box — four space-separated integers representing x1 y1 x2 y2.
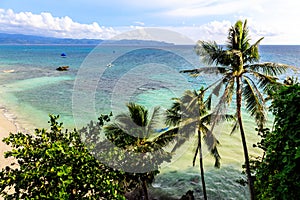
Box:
183 19 291 130
165 89 228 168
102 103 174 199
166 88 235 200
0 115 125 199
252 83 300 200
181 19 293 200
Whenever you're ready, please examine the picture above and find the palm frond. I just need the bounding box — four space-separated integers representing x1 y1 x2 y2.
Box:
243 75 266 103
211 146 221 168
242 76 267 128
211 78 235 122
243 37 264 63
219 114 236 122
104 123 138 148
165 86 227 168
201 126 221 168
180 66 228 75
229 120 239 135
212 78 224 96
147 106 161 137
200 125 213 146
210 73 233 97
127 102 148 127
173 90 203 121
227 20 243 50
171 136 191 153
241 19 250 51
115 113 142 137
204 77 226 93
151 127 178 150
165 100 181 126
249 70 279 93
206 78 234 147
205 93 212 110
195 40 224 65
164 121 197 153
199 114 211 125
200 113 235 126
193 127 221 168
247 62 293 76
181 90 197 105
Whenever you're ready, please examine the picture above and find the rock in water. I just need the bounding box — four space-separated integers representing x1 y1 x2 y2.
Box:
56 66 69 71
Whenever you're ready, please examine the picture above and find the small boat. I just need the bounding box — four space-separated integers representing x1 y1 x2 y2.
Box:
61 53 67 57
107 63 114 68
3 69 15 73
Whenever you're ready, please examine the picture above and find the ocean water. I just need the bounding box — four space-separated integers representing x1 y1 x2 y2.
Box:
0 44 299 199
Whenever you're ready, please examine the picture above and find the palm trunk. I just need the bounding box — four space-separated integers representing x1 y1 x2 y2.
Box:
198 129 207 200
141 179 149 200
236 77 254 200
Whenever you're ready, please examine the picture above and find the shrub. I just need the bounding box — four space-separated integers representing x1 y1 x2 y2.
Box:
253 83 300 199
0 115 125 199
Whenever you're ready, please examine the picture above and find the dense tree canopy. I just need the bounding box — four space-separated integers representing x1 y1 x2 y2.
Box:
0 115 126 199
0 106 177 200
253 83 300 199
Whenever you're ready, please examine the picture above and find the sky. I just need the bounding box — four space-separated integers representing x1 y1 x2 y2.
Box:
0 0 300 44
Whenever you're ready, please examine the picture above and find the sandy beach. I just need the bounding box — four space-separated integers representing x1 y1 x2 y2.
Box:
0 108 18 170
0 108 18 199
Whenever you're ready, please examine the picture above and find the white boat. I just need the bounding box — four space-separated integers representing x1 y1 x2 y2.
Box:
3 69 15 73
106 63 114 68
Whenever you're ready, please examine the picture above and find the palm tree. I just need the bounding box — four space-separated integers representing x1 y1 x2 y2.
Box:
180 19 292 200
166 89 234 200
104 102 176 200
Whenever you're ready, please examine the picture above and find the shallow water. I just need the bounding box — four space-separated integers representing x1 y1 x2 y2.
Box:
152 166 249 199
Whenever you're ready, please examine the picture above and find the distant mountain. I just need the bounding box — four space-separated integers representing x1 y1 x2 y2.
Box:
103 39 174 46
0 33 103 45
0 33 174 46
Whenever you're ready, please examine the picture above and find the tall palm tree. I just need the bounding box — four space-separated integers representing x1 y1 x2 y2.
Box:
166 89 234 200
104 102 176 200
180 19 292 200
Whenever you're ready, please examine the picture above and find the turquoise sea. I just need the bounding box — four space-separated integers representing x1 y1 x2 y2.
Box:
0 44 299 199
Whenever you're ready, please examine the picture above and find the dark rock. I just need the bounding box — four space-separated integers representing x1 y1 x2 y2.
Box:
180 190 194 200
56 66 69 71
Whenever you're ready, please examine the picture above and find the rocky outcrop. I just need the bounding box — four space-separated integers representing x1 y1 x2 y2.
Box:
56 66 69 71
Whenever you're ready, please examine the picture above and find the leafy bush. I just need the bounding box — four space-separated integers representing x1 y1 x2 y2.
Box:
0 115 125 199
253 83 300 199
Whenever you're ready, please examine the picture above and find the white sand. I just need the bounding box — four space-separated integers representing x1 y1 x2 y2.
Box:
0 108 17 169
0 108 18 199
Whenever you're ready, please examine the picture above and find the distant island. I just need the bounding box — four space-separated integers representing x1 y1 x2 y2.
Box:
0 33 174 46
0 33 103 45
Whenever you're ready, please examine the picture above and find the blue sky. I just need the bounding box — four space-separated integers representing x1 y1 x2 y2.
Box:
0 0 300 44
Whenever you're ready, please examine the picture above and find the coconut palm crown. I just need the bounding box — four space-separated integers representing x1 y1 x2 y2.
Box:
180 19 293 200
166 88 235 200
166 89 227 168
104 102 176 200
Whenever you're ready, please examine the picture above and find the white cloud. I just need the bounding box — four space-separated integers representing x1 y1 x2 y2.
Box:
133 21 145 26
166 21 230 44
167 19 286 45
0 9 118 39
116 0 210 9
1 0 300 45
162 0 262 17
